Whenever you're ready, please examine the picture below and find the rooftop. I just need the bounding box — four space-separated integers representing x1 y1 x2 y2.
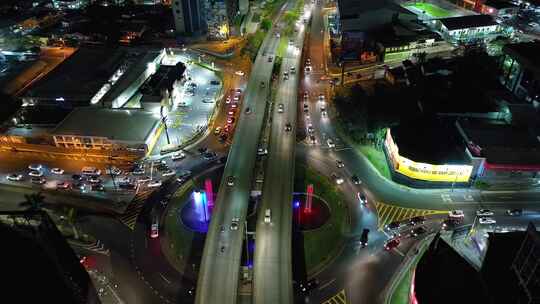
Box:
458 118 540 166
53 107 159 143
24 47 126 103
392 117 468 165
439 14 498 31
483 0 518 9
415 235 489 303
503 41 540 73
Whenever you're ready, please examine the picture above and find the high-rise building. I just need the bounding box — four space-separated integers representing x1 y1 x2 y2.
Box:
172 0 203 34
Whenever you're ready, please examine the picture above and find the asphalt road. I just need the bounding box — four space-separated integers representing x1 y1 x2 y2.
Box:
194 7 286 304
252 6 309 304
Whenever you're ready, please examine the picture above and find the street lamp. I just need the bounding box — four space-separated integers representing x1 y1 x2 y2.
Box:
160 105 171 145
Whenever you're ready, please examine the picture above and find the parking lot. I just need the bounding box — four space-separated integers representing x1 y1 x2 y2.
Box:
150 51 223 155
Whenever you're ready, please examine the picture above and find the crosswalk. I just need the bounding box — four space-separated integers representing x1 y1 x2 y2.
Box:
322 289 347 304
117 189 154 230
375 201 448 230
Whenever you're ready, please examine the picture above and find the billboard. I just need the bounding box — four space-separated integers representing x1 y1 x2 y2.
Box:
385 129 473 183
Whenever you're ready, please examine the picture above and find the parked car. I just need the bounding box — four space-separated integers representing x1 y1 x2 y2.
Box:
28 164 42 171
479 217 496 225
31 177 46 184
6 174 23 181
162 169 176 177
299 279 319 293
51 168 64 175
147 180 162 188
476 209 493 217
28 170 43 177
448 210 465 219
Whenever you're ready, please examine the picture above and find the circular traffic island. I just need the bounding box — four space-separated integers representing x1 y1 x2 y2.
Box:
293 165 350 276
160 166 223 280
292 193 330 231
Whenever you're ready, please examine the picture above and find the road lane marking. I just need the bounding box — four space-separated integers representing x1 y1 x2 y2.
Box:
375 201 448 230
322 289 347 304
318 278 336 290
159 273 171 284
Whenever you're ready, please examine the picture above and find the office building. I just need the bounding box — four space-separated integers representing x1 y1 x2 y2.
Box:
172 0 204 34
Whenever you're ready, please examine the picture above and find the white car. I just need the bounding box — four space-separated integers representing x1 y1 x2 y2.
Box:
150 222 159 238
147 180 163 188
235 70 245 76
479 217 496 225
28 164 42 171
264 209 271 223
278 103 284 113
7 174 23 181
51 168 64 175
172 151 186 161
162 169 176 177
28 170 43 177
137 176 152 183
230 217 240 230
331 173 344 185
448 210 464 218
327 138 335 148
476 209 493 217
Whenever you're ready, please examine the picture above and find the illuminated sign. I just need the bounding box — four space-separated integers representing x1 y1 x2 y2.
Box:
385 129 473 182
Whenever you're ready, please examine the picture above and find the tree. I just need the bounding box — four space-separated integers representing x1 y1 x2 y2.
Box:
261 18 272 32
24 192 45 211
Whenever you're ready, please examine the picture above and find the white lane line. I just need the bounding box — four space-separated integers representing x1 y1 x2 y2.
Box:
394 248 405 257
159 273 171 284
318 278 336 290
107 284 125 304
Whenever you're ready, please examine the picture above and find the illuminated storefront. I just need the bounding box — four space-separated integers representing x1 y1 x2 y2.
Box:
385 129 473 183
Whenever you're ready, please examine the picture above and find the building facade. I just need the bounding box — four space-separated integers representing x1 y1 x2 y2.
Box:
52 0 89 10
172 0 203 34
500 42 540 104
436 15 501 44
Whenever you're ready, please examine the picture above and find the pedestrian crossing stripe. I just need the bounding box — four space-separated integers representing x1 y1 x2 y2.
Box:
322 289 347 304
118 189 155 230
375 201 448 230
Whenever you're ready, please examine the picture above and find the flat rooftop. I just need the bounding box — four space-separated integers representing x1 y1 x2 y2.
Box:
503 42 540 73
458 118 540 165
53 107 159 143
439 14 498 30
392 117 468 165
23 47 126 103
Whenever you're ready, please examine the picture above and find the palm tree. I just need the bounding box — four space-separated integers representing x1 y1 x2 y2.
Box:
24 192 45 212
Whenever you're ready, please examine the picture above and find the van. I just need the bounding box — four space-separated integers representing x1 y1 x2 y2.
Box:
264 209 271 223
81 167 101 176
